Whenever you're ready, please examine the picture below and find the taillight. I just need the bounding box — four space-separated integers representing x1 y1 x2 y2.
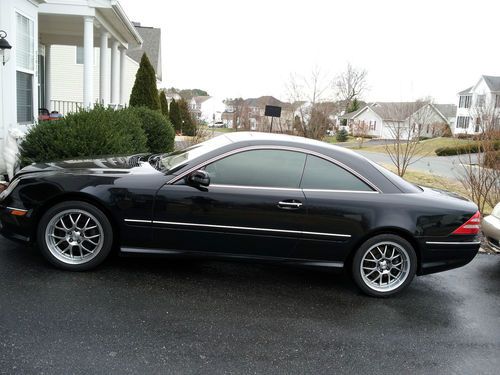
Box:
452 211 481 235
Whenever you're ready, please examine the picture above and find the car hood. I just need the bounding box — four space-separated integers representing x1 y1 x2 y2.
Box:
15 154 159 177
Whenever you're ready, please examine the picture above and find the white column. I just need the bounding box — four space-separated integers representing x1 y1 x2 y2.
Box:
119 48 126 105
99 31 110 106
83 16 94 108
45 45 52 110
110 40 120 104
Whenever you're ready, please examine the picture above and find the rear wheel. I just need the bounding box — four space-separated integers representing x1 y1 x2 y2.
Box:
352 234 417 297
37 201 113 271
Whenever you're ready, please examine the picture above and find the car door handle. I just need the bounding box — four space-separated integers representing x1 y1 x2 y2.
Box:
278 200 303 210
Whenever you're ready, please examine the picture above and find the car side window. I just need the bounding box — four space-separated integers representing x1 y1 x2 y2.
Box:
205 149 306 188
300 155 373 191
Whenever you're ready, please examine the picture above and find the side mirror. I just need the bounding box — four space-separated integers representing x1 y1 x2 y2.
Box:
188 169 210 187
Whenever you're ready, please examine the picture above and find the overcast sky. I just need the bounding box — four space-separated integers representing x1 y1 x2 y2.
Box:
119 0 499 104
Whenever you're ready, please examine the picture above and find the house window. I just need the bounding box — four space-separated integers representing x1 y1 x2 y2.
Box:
369 120 376 131
76 46 84 64
459 95 471 108
16 12 35 124
456 116 470 129
17 71 34 123
476 95 485 107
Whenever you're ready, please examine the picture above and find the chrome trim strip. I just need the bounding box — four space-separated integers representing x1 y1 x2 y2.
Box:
124 219 152 224
210 184 302 192
426 241 481 245
151 220 351 238
302 189 379 194
6 207 28 212
167 145 381 193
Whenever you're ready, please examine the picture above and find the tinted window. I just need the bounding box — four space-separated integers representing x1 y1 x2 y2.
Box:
301 155 373 191
205 150 306 188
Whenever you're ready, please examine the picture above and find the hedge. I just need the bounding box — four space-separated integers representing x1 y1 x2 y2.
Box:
435 140 500 156
125 107 175 153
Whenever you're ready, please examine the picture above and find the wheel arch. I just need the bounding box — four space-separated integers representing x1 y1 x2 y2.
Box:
345 227 422 274
31 192 120 247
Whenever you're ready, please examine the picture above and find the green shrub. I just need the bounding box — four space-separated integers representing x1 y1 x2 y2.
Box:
20 106 147 165
126 107 175 153
336 128 349 142
435 140 500 156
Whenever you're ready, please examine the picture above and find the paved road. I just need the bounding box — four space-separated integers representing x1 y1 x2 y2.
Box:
0 237 498 374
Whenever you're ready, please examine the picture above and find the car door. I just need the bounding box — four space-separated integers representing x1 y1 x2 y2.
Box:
152 148 308 258
291 154 379 262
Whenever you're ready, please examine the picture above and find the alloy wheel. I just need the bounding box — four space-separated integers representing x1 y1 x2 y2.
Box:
44 209 104 265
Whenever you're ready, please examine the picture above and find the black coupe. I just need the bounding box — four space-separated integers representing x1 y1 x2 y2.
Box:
0 132 481 296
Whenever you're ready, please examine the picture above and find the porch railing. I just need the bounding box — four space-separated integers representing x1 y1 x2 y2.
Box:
50 100 83 115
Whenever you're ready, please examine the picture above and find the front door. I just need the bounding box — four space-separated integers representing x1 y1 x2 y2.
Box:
153 149 309 258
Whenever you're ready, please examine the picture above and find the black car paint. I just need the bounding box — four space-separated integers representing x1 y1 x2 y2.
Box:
0 133 480 274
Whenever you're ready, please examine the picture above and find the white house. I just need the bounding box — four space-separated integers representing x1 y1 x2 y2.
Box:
190 96 226 126
48 23 162 114
454 75 500 135
0 0 143 177
346 102 456 139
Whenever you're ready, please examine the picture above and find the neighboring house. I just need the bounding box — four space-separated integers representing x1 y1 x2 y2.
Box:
49 21 162 113
239 96 294 132
346 102 456 139
189 96 226 125
0 0 142 177
454 75 500 135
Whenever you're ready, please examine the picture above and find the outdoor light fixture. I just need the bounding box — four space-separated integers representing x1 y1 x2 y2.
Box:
0 30 12 65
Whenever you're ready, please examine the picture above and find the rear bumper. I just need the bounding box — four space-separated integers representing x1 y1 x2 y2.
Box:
418 239 480 275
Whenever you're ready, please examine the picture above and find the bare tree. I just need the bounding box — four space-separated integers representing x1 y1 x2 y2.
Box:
382 100 435 176
335 63 368 113
457 100 500 213
352 120 370 148
286 68 333 139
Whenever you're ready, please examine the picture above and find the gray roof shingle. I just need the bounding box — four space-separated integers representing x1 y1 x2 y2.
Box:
127 25 162 81
482 75 500 91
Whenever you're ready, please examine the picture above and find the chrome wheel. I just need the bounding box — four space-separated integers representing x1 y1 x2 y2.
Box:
44 209 104 265
360 241 410 292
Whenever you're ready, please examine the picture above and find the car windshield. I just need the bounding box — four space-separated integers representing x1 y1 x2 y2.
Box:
159 135 232 173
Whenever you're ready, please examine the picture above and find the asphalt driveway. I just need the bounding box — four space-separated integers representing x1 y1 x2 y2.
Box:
0 237 498 374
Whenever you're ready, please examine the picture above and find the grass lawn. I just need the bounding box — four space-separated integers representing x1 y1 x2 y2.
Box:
358 137 472 156
212 127 235 133
382 164 493 214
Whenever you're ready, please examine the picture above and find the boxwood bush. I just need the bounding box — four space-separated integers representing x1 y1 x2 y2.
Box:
435 140 500 156
20 106 148 165
125 106 175 153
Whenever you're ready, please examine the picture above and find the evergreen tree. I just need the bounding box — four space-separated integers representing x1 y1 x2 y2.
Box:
159 90 169 117
178 98 197 136
336 128 349 142
347 98 360 113
169 99 182 133
129 53 160 110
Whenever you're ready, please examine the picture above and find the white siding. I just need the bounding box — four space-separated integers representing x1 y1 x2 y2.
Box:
49 45 140 107
122 56 139 106
351 108 384 138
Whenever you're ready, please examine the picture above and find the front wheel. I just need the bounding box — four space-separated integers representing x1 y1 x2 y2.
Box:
37 201 113 271
352 234 417 297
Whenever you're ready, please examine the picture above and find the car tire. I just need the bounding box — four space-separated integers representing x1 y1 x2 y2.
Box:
37 201 113 271
352 234 417 297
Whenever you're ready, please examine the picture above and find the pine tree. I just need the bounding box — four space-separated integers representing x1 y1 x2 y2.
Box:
159 90 169 117
178 98 197 136
347 98 360 113
129 53 160 110
169 99 182 133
